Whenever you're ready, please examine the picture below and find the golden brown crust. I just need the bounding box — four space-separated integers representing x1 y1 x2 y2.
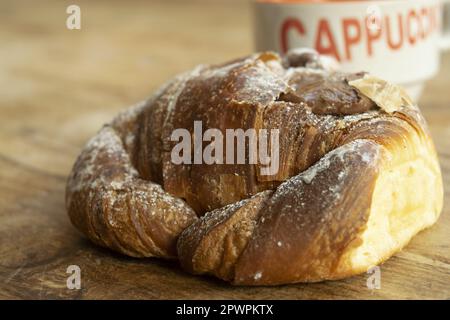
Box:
233 140 382 284
177 191 273 280
66 102 198 258
177 140 382 284
66 50 443 284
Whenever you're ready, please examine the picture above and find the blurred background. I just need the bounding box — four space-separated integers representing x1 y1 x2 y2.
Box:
1 0 254 172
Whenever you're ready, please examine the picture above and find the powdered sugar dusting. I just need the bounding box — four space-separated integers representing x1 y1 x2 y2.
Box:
66 49 415 274
274 139 380 204
66 119 197 257
164 65 205 126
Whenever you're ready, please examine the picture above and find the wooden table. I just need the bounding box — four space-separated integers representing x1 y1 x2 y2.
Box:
0 0 449 299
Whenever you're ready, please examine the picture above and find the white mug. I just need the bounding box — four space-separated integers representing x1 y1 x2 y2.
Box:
254 0 450 100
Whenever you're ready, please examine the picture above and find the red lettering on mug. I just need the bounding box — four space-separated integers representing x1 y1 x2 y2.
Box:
420 7 429 38
277 5 438 60
315 19 340 62
386 14 404 51
407 9 420 45
429 5 438 35
365 17 382 56
342 18 361 60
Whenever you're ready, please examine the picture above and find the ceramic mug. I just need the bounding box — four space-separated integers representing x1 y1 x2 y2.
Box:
254 0 450 100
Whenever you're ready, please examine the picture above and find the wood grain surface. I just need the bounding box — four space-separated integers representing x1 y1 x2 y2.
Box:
0 0 449 299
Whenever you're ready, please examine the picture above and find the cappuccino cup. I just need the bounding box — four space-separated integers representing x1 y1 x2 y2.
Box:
254 0 450 100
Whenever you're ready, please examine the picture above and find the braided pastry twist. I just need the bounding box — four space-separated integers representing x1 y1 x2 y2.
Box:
66 50 443 285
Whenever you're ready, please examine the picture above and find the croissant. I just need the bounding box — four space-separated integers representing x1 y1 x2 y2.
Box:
66 49 443 285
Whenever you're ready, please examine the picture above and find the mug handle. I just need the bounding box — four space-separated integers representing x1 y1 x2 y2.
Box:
441 0 450 50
